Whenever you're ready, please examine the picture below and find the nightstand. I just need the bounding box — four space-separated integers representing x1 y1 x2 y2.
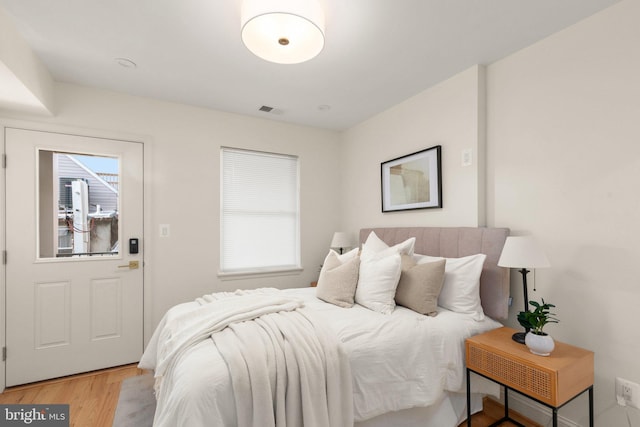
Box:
465 327 594 427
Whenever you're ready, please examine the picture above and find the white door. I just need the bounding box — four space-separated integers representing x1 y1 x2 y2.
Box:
4 128 144 386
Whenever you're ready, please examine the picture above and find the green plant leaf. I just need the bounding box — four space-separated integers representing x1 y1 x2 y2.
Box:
523 298 560 334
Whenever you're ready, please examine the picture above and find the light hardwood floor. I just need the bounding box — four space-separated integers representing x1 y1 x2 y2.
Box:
0 365 540 427
0 364 146 427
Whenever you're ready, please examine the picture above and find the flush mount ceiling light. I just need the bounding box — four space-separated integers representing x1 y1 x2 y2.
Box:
241 0 325 65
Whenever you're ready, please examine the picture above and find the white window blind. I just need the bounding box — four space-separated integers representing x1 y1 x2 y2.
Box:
221 147 300 273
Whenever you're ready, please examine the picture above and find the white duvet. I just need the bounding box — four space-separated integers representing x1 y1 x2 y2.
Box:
140 287 501 426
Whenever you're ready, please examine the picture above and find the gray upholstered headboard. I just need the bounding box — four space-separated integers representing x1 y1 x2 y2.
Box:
359 227 510 319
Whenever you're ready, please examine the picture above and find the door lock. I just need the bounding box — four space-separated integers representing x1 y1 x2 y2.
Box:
118 260 140 269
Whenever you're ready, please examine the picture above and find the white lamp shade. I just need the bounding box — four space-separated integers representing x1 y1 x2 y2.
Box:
330 232 352 249
498 236 550 269
241 0 325 64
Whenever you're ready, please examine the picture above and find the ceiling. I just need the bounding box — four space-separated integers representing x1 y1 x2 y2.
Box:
0 0 620 130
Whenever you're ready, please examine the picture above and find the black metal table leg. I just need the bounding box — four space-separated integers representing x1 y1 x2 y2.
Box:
589 386 594 427
504 385 509 419
467 368 472 426
466 367 593 427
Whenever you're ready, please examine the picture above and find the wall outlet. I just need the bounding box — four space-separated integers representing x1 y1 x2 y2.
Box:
616 377 640 409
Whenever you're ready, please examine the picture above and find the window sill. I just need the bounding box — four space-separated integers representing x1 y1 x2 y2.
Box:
218 267 303 281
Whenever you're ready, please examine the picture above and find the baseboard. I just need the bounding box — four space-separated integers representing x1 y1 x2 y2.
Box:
502 393 581 427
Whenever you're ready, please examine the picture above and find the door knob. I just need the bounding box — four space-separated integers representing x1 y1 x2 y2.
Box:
118 260 140 269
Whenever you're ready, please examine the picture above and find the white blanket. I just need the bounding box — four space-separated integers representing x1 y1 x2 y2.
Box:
139 289 353 427
290 288 501 421
140 288 501 426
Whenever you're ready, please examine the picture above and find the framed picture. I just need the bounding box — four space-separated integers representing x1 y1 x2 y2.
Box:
381 145 442 212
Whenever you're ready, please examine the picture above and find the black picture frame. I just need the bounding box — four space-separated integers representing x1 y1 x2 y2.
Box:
381 145 442 212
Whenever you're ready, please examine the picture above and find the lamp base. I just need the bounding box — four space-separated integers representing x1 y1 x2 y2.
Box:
512 331 526 344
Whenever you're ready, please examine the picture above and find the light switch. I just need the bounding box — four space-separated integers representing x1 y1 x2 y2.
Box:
462 148 472 167
159 224 170 237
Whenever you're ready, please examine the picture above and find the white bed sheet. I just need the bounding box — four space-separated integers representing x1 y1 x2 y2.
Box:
142 287 501 426
286 288 501 421
356 392 480 427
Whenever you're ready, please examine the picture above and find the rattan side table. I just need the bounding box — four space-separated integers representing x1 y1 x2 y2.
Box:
465 327 594 427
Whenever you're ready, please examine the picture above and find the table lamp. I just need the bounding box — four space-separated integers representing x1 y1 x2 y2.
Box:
330 232 353 255
498 235 550 344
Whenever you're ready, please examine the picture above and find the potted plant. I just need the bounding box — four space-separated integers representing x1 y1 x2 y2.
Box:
518 298 559 356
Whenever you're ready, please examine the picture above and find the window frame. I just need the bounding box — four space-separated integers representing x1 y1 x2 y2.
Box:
219 147 301 278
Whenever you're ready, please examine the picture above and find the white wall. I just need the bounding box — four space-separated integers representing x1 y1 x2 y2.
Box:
487 0 640 425
340 64 487 240
340 1 639 425
0 82 342 337
1 2 638 424
0 7 54 114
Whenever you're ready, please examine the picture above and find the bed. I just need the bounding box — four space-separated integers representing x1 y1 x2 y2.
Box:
140 226 510 427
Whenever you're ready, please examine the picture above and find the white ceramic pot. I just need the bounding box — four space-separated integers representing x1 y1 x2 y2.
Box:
525 331 555 356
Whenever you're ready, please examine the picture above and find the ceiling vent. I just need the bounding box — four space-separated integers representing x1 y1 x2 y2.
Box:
258 105 284 115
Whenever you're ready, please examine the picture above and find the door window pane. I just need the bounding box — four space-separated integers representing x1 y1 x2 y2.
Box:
38 150 120 258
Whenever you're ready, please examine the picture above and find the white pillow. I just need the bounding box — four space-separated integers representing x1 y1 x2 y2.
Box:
355 249 402 314
361 231 415 261
415 253 487 321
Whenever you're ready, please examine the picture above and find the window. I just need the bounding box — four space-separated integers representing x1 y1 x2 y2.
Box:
39 150 120 258
221 147 300 274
